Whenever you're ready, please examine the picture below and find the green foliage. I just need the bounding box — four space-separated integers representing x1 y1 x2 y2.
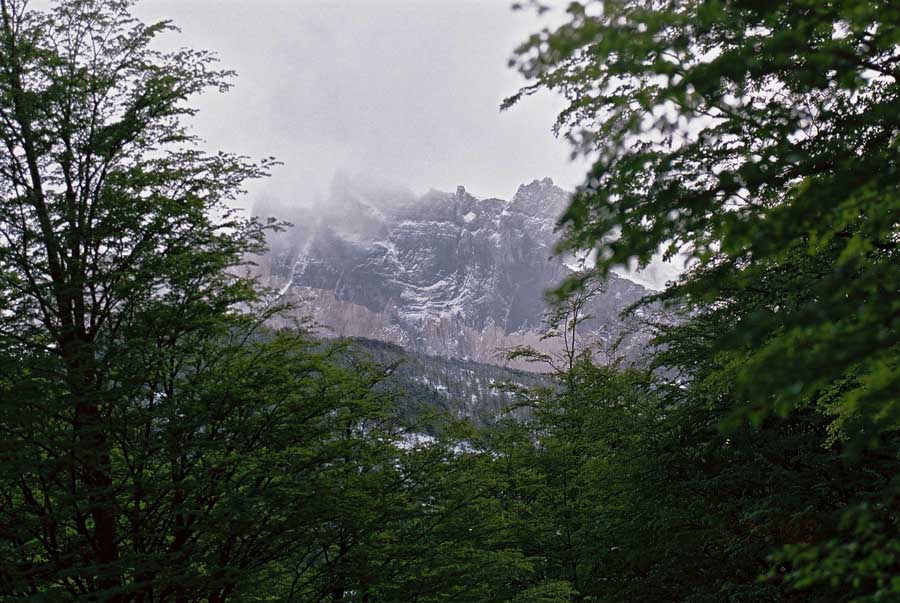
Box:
504 1 900 601
0 1 401 601
507 0 900 435
770 497 900 602
470 353 661 602
3 0 899 601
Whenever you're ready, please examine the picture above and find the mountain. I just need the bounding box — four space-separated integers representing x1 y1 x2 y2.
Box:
249 175 655 368
344 337 551 427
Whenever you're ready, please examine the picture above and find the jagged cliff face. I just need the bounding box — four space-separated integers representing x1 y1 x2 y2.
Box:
251 176 651 367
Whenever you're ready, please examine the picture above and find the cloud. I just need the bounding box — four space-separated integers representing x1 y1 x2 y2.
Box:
132 0 590 208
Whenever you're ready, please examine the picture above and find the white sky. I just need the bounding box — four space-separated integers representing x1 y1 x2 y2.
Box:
131 0 590 207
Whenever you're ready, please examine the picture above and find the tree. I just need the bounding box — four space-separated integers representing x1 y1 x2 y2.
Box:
636 264 900 602
505 270 610 390
0 2 400 601
499 271 668 601
505 1 900 600
506 0 899 437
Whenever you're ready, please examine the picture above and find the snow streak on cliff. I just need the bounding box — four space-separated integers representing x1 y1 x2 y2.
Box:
252 176 654 367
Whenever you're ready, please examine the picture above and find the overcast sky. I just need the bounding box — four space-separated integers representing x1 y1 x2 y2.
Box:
131 0 588 207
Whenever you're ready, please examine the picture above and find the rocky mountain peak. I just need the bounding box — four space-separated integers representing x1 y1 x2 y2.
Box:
253 178 653 368
509 177 569 219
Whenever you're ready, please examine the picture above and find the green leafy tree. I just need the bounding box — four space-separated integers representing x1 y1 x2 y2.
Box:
514 363 661 602
636 272 900 602
506 1 900 600
0 2 402 602
496 282 667 602
506 0 899 436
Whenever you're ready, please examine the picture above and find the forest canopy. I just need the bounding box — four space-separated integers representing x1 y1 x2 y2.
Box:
1 1 898 602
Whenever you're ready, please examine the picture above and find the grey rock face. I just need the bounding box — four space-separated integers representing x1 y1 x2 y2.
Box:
252 176 651 368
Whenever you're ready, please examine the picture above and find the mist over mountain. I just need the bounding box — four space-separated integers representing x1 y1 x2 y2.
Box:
251 175 658 368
